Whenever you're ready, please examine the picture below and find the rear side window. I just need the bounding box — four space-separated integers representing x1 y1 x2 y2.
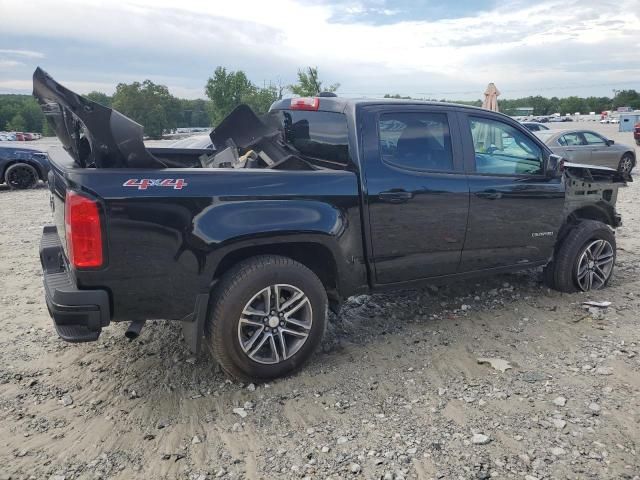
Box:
274 110 350 167
378 112 454 171
559 133 585 146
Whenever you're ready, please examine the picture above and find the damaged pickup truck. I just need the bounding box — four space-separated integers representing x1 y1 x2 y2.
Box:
34 68 630 380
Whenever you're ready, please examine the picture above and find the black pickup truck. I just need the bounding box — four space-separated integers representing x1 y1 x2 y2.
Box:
34 68 629 380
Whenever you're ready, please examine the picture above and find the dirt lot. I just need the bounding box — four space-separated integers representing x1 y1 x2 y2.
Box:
0 123 638 480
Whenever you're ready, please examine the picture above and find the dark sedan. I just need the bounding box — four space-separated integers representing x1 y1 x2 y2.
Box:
535 129 635 174
0 145 50 189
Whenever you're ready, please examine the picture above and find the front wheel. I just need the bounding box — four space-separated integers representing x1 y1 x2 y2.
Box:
618 154 634 174
206 255 328 381
544 220 616 293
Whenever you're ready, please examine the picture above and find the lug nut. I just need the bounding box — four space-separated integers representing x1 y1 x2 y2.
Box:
265 327 270 332
280 321 285 326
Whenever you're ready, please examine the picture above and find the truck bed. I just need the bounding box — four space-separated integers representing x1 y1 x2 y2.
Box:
45 146 366 324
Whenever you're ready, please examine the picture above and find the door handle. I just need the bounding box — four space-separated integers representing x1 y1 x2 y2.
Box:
476 190 502 200
379 190 414 203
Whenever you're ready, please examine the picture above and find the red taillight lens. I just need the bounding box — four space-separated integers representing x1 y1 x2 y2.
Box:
290 97 320 111
65 190 103 268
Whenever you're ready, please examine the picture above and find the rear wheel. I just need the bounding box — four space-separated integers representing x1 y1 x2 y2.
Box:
618 154 634 174
206 255 328 381
544 220 616 293
5 163 38 189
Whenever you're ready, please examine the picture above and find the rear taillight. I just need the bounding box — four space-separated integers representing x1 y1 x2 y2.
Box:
65 190 103 268
290 97 320 111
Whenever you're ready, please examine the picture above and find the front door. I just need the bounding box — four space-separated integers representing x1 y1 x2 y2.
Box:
458 113 565 271
361 106 469 284
582 131 619 168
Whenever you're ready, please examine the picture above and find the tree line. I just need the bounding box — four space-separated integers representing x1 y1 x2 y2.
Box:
2 66 638 138
384 90 640 116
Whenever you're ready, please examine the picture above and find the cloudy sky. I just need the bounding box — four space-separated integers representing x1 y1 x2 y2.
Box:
1 0 639 100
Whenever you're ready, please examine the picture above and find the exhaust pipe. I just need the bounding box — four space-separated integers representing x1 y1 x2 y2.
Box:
125 320 146 340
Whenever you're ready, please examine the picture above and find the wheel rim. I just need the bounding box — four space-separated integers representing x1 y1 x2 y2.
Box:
575 239 614 291
619 156 633 173
8 166 36 188
237 284 313 365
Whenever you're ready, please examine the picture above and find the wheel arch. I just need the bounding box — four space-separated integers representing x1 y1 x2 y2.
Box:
2 159 47 181
212 241 342 310
568 204 616 228
552 206 616 258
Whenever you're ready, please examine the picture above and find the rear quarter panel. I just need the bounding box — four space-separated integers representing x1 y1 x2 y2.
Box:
64 168 364 322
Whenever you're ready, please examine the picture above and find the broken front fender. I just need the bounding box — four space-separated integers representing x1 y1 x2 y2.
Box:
563 162 629 228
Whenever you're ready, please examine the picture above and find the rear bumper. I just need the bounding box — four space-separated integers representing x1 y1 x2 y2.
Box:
40 225 110 342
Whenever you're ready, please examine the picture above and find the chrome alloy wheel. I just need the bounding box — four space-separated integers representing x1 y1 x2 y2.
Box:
237 284 313 364
576 239 614 291
619 155 634 174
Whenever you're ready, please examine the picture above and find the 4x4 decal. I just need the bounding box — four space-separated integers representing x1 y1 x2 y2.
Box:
123 179 188 190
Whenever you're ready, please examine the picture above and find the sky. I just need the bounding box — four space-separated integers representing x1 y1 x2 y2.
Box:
0 0 639 100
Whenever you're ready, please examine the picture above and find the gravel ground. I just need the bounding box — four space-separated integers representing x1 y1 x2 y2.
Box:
0 123 638 480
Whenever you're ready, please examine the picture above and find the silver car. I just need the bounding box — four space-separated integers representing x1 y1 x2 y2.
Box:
535 130 635 173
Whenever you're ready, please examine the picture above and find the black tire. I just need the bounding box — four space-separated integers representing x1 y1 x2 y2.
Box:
618 153 635 174
4 163 38 189
545 220 616 293
206 255 328 381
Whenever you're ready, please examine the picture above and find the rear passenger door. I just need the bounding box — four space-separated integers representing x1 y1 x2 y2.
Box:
361 106 469 284
459 113 565 271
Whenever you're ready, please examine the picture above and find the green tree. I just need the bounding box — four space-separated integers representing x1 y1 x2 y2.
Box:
21 99 45 132
559 96 586 115
384 93 413 99
613 89 640 110
205 67 256 125
85 91 112 107
178 98 212 128
6 113 26 131
112 80 180 138
289 67 339 97
244 84 279 115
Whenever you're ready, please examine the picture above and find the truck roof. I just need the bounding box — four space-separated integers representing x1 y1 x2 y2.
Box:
270 96 491 115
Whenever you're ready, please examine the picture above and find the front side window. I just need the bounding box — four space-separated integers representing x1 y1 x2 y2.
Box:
469 116 543 175
378 112 453 171
583 132 606 145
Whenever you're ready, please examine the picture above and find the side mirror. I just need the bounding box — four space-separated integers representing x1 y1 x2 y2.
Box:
546 154 563 177
606 139 615 146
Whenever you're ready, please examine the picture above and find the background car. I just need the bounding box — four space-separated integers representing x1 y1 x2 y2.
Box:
535 129 635 173
634 122 640 146
169 134 214 150
0 146 50 189
521 121 550 132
